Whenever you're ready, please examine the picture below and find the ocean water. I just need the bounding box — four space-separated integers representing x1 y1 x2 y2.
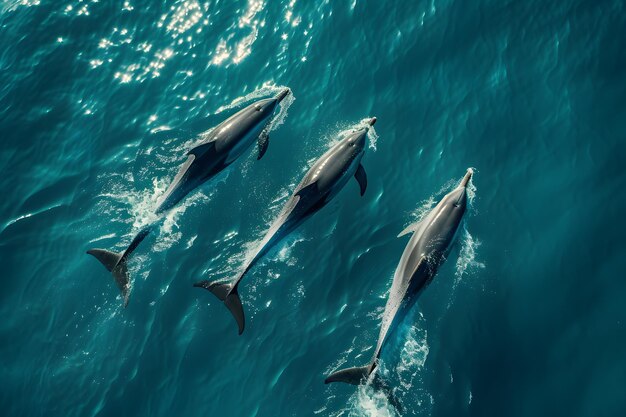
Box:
1 0 625 416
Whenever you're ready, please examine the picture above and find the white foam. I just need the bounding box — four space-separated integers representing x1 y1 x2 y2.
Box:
267 89 295 133
153 191 209 252
454 226 485 286
276 235 306 265
465 167 478 215
397 319 429 370
96 166 212 254
395 316 430 395
349 385 398 417
360 118 380 151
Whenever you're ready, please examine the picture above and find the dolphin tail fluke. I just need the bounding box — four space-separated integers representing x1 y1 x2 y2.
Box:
194 280 245 335
324 364 373 385
86 227 151 307
86 248 131 307
86 248 122 272
325 364 404 412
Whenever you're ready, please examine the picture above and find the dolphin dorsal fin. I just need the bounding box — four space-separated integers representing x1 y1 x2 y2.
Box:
397 222 419 238
187 141 216 157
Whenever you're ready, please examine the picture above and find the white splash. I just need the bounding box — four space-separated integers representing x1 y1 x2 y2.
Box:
277 236 303 262
97 168 210 253
266 90 296 133
397 322 429 371
348 385 398 417
465 166 478 215
454 226 485 286
153 191 210 252
360 118 380 151
126 177 169 229
395 316 430 393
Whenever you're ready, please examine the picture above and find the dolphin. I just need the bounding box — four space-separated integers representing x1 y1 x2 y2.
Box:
195 117 377 334
325 168 474 388
87 88 291 307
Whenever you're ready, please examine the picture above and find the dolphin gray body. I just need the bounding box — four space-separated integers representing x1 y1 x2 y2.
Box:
195 117 377 334
87 88 291 306
325 168 474 387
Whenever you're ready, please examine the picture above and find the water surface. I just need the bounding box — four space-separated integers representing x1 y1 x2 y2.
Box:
1 1 625 416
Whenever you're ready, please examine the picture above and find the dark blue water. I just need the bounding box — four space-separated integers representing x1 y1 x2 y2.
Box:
1 1 625 416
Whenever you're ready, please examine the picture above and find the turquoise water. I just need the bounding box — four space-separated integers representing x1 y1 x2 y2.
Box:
1 0 625 416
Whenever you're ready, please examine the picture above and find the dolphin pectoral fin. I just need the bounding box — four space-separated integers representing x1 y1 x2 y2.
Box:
354 163 367 196
87 248 131 307
397 222 420 238
325 364 373 385
194 280 246 335
257 131 269 160
187 141 216 157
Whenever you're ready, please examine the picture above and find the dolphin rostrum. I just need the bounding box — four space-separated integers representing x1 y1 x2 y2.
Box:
325 168 474 388
195 117 377 334
87 88 291 307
